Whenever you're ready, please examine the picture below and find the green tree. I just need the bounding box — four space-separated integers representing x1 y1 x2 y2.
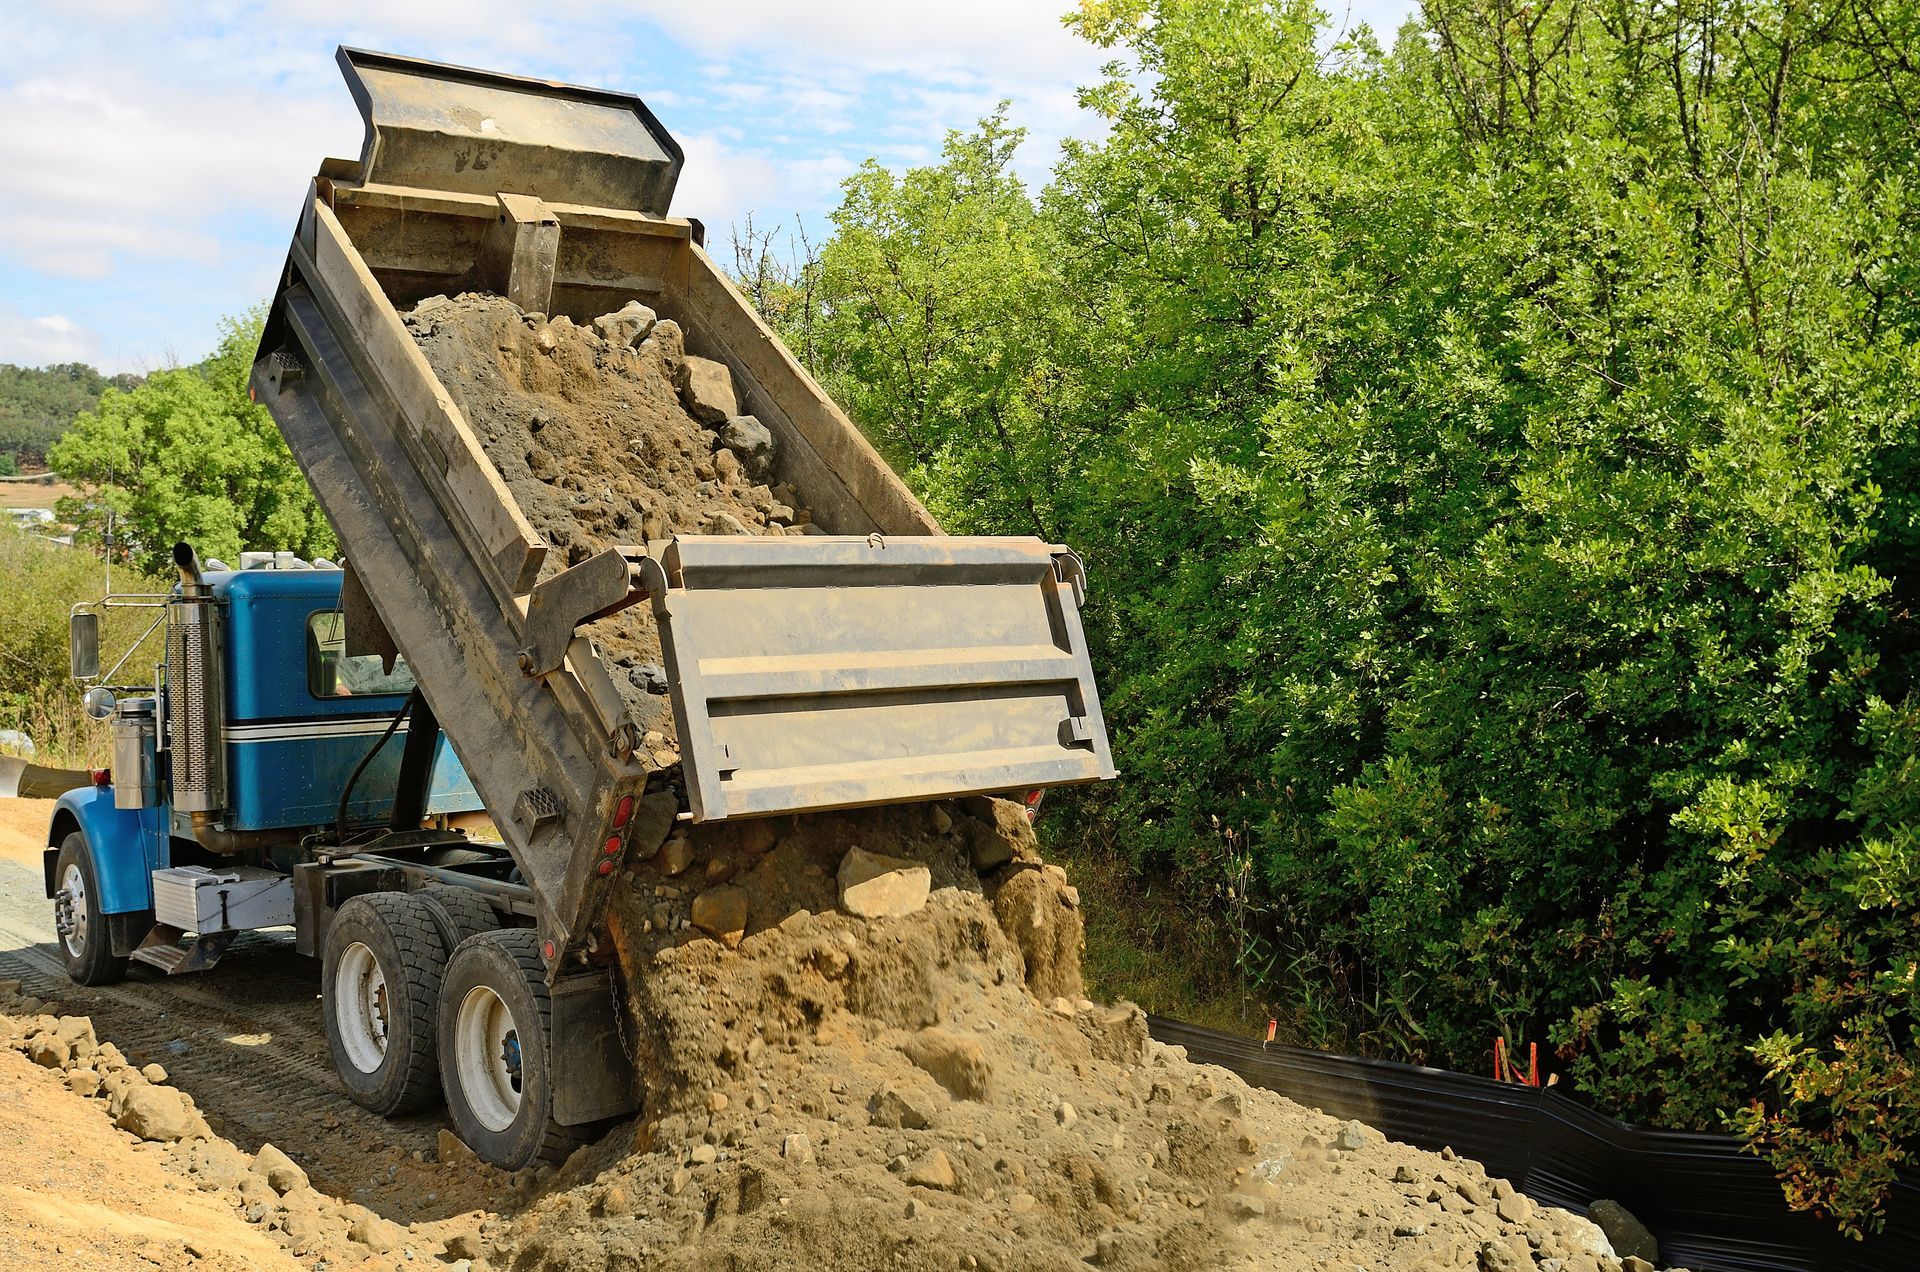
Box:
49 311 334 573
0 360 135 468
799 109 1084 537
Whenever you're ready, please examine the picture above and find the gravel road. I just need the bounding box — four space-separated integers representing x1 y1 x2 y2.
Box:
0 798 506 1224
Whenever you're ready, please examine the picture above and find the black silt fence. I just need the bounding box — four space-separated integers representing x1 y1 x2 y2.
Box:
1147 1017 1918 1272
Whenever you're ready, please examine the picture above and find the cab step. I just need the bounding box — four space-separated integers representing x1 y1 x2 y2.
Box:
130 924 236 975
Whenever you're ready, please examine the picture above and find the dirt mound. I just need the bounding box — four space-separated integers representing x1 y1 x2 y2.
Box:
409 292 812 751
488 798 1624 1272
0 983 492 1269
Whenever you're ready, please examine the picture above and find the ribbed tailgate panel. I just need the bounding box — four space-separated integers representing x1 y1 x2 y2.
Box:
644 536 1117 820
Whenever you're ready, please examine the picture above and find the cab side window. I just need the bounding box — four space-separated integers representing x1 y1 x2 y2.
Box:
306 612 417 698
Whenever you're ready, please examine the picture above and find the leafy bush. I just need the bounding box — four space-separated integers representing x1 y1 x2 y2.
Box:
0 524 168 765
775 0 1920 1233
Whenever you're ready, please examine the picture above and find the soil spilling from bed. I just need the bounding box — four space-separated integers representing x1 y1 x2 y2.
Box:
409 292 813 755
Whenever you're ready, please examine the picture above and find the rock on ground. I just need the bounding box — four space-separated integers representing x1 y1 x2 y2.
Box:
1588 1198 1656 1262
252 1143 309 1195
111 1083 208 1143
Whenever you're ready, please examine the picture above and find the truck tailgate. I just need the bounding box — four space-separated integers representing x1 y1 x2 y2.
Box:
644 536 1116 820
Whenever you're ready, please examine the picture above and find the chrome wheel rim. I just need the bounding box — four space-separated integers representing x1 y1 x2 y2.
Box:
57 862 87 958
333 941 390 1073
454 984 522 1132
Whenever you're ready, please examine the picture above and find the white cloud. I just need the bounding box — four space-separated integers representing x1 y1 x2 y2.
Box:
671 132 786 240
4 0 1426 363
0 68 355 279
0 306 99 366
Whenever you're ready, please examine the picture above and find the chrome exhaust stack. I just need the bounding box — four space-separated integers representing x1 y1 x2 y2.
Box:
167 541 227 819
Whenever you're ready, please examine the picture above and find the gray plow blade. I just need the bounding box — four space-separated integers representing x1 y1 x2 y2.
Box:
0 755 92 800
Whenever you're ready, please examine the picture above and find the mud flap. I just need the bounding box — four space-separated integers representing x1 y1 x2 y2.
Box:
549 969 637 1126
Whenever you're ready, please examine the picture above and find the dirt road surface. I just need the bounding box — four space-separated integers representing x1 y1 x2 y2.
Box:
0 798 508 1233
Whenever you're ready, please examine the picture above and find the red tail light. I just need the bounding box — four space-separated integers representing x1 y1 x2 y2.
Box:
612 794 635 827
91 768 111 787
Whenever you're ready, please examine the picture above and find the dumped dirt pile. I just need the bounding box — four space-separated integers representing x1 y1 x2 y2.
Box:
410 292 810 751
485 797 1628 1272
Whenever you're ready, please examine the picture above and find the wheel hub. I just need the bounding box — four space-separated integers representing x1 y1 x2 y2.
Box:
55 863 87 957
455 984 525 1133
333 942 392 1074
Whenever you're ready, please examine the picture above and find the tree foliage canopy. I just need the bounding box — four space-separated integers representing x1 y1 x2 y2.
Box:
49 312 334 573
772 0 1920 1233
0 361 137 467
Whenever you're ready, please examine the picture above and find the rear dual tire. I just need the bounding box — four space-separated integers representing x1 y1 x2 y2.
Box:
437 930 590 1170
322 892 448 1116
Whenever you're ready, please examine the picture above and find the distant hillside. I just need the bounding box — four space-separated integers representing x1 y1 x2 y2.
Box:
0 363 141 471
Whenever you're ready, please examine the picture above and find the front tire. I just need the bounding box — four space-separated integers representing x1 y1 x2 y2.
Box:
53 831 128 986
437 930 586 1169
322 892 447 1115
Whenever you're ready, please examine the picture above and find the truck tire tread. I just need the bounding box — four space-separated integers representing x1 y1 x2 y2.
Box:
438 929 592 1168
323 891 447 1115
416 884 501 953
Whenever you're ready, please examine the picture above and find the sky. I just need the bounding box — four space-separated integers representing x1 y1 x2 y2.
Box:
0 0 1419 374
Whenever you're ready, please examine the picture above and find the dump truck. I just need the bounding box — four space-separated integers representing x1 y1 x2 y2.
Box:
46 48 1115 1169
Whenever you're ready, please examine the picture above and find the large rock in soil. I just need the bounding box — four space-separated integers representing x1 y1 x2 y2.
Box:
838 848 931 918
691 886 749 947
593 301 656 348
719 414 774 479
898 1028 992 1101
677 355 739 424
962 796 1037 871
991 864 1086 1000
253 1142 310 1194
111 1084 206 1142
348 1209 406 1254
869 1081 943 1129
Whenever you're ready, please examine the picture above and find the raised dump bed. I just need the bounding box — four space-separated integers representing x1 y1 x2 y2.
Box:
251 48 1115 969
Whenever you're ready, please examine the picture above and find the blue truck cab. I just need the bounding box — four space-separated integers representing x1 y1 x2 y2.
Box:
47 554 480 982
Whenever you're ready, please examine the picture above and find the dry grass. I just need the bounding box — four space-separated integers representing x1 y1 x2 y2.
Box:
0 476 80 511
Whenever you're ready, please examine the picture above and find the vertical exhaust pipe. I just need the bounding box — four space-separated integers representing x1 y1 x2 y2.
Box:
167 541 228 823
174 541 207 592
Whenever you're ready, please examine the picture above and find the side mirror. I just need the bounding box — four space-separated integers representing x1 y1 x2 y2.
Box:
83 686 117 720
69 612 100 681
